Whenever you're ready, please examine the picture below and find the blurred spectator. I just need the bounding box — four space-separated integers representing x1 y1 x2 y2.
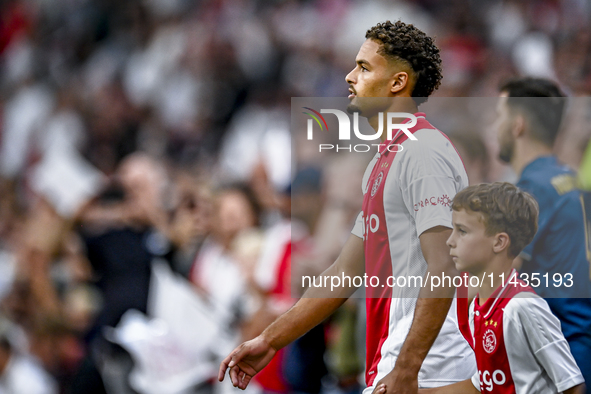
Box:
189 183 260 392
0 0 590 391
235 188 292 394
449 130 491 184
218 86 292 195
73 154 169 393
0 317 57 394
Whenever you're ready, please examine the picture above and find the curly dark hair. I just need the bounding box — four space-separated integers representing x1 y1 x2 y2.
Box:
366 21 442 105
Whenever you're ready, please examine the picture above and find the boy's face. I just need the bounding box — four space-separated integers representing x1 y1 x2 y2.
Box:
446 208 497 275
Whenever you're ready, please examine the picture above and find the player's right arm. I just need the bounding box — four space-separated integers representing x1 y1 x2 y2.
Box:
218 233 365 389
418 380 479 394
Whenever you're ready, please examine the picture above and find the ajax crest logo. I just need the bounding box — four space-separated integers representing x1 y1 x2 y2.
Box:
371 172 384 197
483 329 497 353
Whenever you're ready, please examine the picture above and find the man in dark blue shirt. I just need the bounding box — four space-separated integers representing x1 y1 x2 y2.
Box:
496 77 591 392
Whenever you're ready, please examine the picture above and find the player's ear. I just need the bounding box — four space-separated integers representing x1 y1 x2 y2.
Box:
390 71 409 94
493 232 511 254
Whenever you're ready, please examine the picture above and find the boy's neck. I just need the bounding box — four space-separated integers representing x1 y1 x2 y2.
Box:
477 264 515 305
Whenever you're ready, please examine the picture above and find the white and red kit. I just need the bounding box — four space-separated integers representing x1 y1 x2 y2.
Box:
458 270 584 393
350 113 476 391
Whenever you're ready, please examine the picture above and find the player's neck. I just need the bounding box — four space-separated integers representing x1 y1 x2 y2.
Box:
476 263 514 305
366 98 418 142
511 138 553 177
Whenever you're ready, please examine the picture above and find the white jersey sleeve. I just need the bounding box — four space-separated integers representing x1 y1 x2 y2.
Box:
351 211 364 239
397 129 468 237
504 294 585 392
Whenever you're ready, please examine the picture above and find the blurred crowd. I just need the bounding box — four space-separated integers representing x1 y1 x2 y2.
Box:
0 0 591 393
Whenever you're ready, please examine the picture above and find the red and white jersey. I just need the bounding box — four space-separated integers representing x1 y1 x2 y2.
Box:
350 113 476 390
460 270 584 393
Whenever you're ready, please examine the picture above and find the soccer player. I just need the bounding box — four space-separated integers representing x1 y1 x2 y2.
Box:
218 20 476 393
496 78 591 392
421 182 585 394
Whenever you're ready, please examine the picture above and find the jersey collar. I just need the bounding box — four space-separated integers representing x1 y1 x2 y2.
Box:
520 155 557 177
379 112 426 155
475 269 518 319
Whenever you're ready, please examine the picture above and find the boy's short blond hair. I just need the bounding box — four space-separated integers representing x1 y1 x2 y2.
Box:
452 182 539 257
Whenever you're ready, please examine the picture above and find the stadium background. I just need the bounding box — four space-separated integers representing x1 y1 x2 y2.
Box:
0 0 590 393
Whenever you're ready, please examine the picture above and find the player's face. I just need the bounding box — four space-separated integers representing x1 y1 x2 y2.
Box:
496 94 515 164
447 209 496 275
345 39 396 116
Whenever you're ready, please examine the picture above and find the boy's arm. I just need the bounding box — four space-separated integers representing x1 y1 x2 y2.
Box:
564 384 586 394
419 379 480 394
218 233 365 389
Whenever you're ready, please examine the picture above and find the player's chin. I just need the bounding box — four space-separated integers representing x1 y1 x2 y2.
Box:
346 101 362 115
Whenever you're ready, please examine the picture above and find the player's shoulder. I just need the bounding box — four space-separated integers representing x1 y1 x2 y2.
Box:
393 118 467 183
518 156 577 198
401 126 451 150
398 126 462 167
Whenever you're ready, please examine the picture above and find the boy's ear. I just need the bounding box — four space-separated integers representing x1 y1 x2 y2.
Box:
493 232 511 254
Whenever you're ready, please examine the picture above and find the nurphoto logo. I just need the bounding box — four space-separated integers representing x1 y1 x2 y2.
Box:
303 108 418 153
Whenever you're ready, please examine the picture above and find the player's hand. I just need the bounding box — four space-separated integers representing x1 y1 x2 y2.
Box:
218 336 277 390
371 369 419 394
